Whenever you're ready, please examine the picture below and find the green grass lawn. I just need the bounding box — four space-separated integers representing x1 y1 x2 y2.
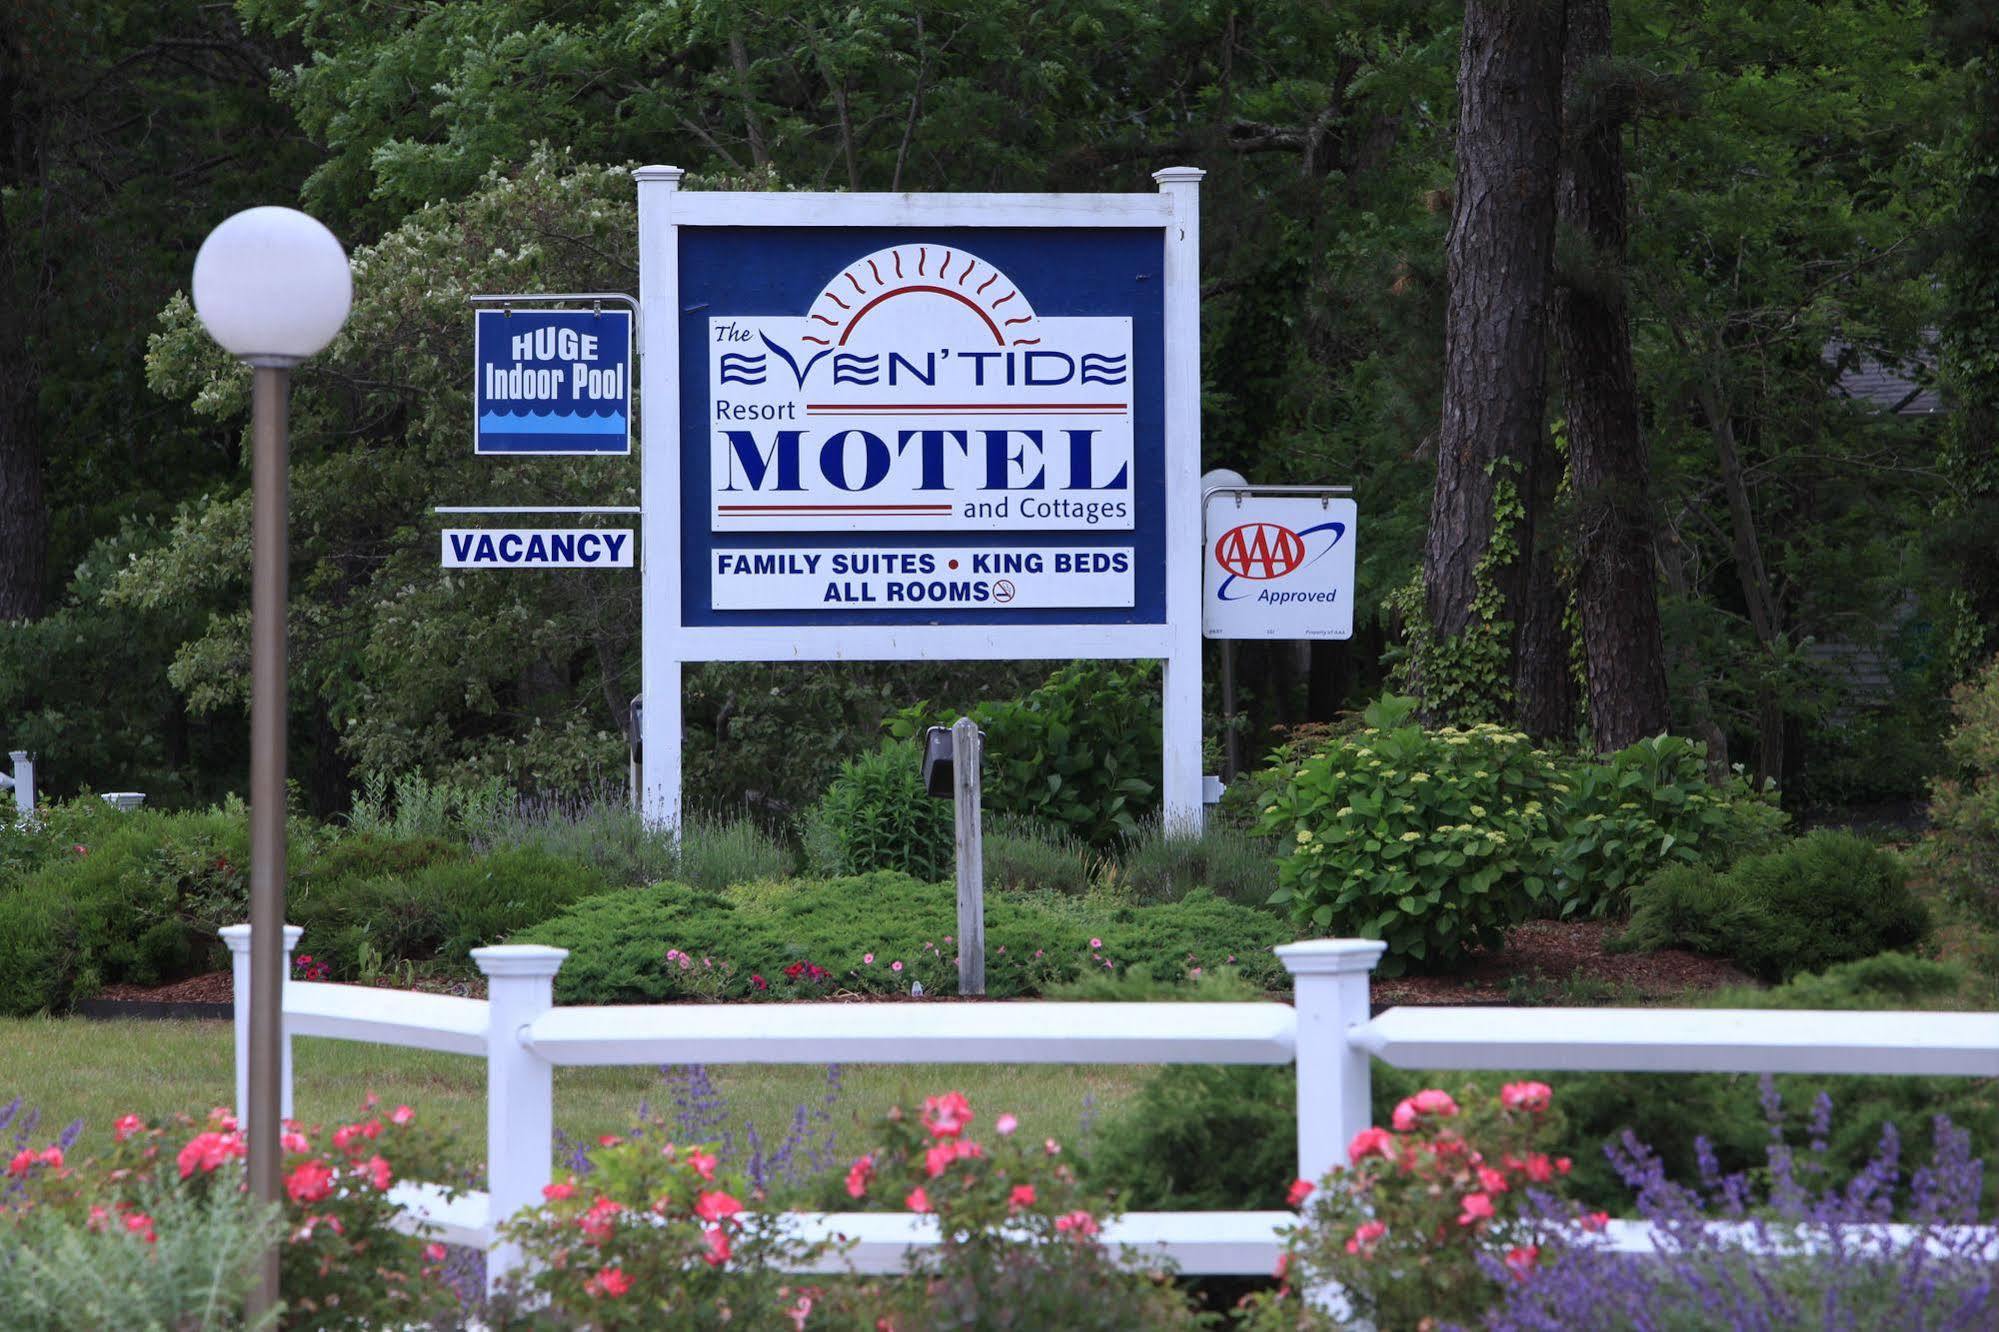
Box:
0 1018 1145 1178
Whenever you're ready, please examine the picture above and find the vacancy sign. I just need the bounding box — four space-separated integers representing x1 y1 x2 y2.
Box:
474 308 632 454
442 528 634 569
1202 493 1356 639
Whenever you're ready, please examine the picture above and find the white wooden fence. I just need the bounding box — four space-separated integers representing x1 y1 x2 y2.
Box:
220 927 1999 1291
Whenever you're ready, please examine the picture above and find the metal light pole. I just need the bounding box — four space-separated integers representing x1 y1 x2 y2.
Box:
192 207 351 1322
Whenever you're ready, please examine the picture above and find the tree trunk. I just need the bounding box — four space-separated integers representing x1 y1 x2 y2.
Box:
1424 0 1566 723
1514 427 1574 741
0 31 48 621
1554 0 1669 751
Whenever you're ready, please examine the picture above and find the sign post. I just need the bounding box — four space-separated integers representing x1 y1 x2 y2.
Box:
634 166 1206 834
949 717 985 996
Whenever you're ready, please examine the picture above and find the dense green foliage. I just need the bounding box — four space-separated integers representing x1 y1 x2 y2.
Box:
1618 832 1930 982
513 874 1292 1004
1923 647 1999 928
892 661 1165 846
801 742 955 882
1259 696 1784 973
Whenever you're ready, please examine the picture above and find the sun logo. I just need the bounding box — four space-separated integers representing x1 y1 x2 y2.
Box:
801 246 1040 348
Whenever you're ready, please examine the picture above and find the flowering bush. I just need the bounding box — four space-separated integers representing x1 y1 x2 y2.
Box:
3 1098 460 1330
1487 1084 1997 1331
840 1090 1204 1330
1262 695 1558 974
491 1131 825 1330
1241 1081 1574 1331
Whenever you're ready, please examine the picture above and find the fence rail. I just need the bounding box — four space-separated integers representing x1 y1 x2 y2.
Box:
224 929 1999 1293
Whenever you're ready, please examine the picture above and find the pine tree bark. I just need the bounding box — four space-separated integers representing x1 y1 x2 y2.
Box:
1514 426 1575 740
1425 0 1566 721
1553 0 1669 750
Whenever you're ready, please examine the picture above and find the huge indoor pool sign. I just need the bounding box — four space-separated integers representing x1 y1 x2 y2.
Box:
474 308 632 454
637 168 1209 830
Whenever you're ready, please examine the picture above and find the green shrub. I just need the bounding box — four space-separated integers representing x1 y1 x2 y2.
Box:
1261 695 1557 976
345 768 510 841
515 875 1293 1003
291 846 611 978
1086 1064 1297 1211
1549 733 1786 917
0 803 280 1013
982 813 1094 895
472 795 678 888
802 741 954 881
893 659 1164 846
1103 816 1277 907
1618 831 1929 982
1923 650 1999 928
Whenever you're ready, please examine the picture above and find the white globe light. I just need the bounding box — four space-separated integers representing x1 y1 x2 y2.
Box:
1202 467 1249 495
192 207 352 363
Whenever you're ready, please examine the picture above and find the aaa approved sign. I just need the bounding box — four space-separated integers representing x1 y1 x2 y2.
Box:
1202 492 1356 640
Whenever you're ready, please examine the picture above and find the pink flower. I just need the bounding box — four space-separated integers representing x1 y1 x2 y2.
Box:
7 1149 35 1176
891 960 903 973
597 1134 623 1147
286 1161 334 1205
176 1131 244 1179
845 1155 874 1199
361 1154 392 1190
786 1294 815 1330
424 1242 448 1262
1286 1178 1315 1208
1044 1138 1062 1156
124 1212 156 1244
390 1105 415 1126
702 1225 731 1266
1347 1126 1395 1164
1478 1164 1510 1194
695 1190 744 1224
282 1129 310 1154
543 1180 577 1201
1345 1219 1387 1256
1391 1088 1460 1131
995 1113 1018 1137
905 1186 932 1213
863 953 874 964
578 1196 623 1243
1504 1244 1540 1281
113 1114 144 1143
1089 938 1102 950
585 1265 631 1298
1556 1157 1573 1175
1578 1210 1610 1233
1054 1210 1100 1237
1009 1184 1036 1209
36 1146 62 1169
925 1139 985 1176
686 1147 718 1181
1500 1081 1553 1114
1514 1152 1556 1183
921 1091 974 1139
1457 1192 1496 1227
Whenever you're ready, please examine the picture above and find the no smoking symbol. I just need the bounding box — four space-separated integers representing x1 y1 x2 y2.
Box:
992 579 1017 604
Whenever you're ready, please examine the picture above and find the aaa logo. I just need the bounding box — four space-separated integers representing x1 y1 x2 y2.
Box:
1212 520 1347 600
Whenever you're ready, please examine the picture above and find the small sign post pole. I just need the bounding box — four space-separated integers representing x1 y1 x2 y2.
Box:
952 716 986 996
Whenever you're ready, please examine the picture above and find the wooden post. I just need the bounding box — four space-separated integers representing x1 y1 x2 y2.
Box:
952 716 985 996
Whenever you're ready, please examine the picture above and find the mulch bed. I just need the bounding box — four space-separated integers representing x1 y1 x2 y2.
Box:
1368 920 1753 1007
82 921 1751 1019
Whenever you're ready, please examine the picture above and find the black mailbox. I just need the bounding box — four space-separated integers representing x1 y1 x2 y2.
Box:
921 726 955 798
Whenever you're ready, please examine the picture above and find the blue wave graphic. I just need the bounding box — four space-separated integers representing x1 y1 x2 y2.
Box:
720 353 767 385
1080 353 1129 385
479 412 627 434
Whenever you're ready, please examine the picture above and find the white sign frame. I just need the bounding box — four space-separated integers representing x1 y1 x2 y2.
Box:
634 166 1206 832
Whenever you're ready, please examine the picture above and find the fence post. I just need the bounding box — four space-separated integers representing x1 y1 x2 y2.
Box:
1277 939 1386 1187
473 944 568 1293
8 751 32 818
219 923 303 1126
952 716 985 996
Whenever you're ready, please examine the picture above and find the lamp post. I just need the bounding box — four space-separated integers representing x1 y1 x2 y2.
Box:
191 207 351 1320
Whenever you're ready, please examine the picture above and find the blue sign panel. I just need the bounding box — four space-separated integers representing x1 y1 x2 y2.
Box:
677 227 1165 627
474 308 631 454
